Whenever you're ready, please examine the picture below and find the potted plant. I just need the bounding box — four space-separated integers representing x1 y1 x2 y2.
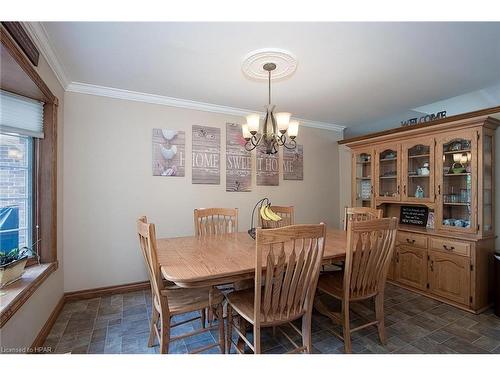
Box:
0 247 32 288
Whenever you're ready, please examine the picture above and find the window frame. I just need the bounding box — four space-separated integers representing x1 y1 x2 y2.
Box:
0 23 59 329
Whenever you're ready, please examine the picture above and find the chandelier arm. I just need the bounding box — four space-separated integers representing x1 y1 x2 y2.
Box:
275 134 287 146
282 137 297 150
245 140 257 152
250 134 261 147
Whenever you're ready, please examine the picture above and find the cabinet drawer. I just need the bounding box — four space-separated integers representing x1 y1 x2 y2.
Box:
429 238 470 257
397 232 427 249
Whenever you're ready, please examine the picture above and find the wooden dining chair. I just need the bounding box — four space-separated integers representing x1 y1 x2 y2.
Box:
194 208 241 323
226 224 326 354
315 217 398 353
137 218 225 354
194 208 238 236
259 205 294 229
343 207 383 230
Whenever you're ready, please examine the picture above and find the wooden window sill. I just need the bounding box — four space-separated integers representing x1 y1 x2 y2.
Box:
0 261 58 328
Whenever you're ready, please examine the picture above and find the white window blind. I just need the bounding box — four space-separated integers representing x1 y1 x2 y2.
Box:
0 90 44 138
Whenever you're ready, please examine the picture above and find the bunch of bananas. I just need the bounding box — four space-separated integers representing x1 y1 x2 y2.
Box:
259 204 282 222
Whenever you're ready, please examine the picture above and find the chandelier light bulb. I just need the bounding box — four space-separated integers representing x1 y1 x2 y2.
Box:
242 124 252 140
288 120 299 139
276 112 291 133
246 114 260 134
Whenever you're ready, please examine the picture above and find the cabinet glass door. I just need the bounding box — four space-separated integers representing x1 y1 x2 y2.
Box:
376 146 400 201
481 131 494 236
437 132 477 233
353 151 373 207
402 141 434 202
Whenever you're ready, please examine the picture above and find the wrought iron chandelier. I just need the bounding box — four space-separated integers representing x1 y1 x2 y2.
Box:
242 62 299 155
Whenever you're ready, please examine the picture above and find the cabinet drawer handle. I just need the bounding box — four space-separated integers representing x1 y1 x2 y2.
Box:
443 245 455 251
406 238 416 244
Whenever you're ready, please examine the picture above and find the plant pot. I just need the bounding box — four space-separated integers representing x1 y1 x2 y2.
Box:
0 256 28 288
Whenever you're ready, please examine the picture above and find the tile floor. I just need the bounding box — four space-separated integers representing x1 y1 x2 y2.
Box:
43 283 500 354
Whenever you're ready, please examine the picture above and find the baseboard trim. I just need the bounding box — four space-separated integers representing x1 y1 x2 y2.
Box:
30 280 151 350
64 280 150 302
30 295 65 351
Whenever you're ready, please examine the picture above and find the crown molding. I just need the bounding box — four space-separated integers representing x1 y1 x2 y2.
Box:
66 82 346 133
22 22 69 89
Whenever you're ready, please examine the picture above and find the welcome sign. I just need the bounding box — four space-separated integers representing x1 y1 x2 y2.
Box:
226 123 252 192
192 125 220 184
401 111 447 127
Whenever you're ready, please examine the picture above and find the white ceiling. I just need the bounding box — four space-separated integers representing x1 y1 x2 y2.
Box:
42 22 500 129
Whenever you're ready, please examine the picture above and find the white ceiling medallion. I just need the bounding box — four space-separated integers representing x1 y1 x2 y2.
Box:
242 48 297 81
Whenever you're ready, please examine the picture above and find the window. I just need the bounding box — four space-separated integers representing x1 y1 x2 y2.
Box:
0 90 43 258
0 133 34 252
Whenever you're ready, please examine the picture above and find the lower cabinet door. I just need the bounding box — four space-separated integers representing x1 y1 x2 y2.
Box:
428 250 471 306
395 246 427 290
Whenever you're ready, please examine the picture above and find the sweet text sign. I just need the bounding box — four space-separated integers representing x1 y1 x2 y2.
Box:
226 123 252 192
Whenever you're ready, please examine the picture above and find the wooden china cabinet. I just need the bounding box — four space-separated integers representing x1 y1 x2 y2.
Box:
343 111 499 313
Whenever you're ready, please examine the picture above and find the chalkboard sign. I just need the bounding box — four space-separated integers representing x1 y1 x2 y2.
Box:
400 206 428 226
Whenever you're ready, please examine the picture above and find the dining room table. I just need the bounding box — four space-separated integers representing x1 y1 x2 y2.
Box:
157 228 347 288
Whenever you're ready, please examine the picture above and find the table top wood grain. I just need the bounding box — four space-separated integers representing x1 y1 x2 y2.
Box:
158 229 347 288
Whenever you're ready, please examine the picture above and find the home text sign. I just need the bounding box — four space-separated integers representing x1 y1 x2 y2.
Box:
399 206 429 227
226 123 252 192
401 111 447 127
152 129 185 177
283 144 303 181
256 144 279 186
192 125 220 184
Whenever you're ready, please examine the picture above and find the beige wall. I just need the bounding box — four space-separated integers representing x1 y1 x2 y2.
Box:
0 55 65 349
62 92 343 292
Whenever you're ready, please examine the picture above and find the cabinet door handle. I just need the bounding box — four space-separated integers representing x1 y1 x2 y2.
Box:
370 185 374 195
406 238 416 244
430 260 434 272
397 185 400 194
443 245 455 251
403 184 406 195
396 252 399 263
437 184 441 195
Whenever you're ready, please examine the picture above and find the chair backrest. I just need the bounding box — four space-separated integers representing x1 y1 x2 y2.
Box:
343 207 383 230
260 205 295 229
343 218 398 300
254 224 326 325
194 208 238 236
137 218 168 314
